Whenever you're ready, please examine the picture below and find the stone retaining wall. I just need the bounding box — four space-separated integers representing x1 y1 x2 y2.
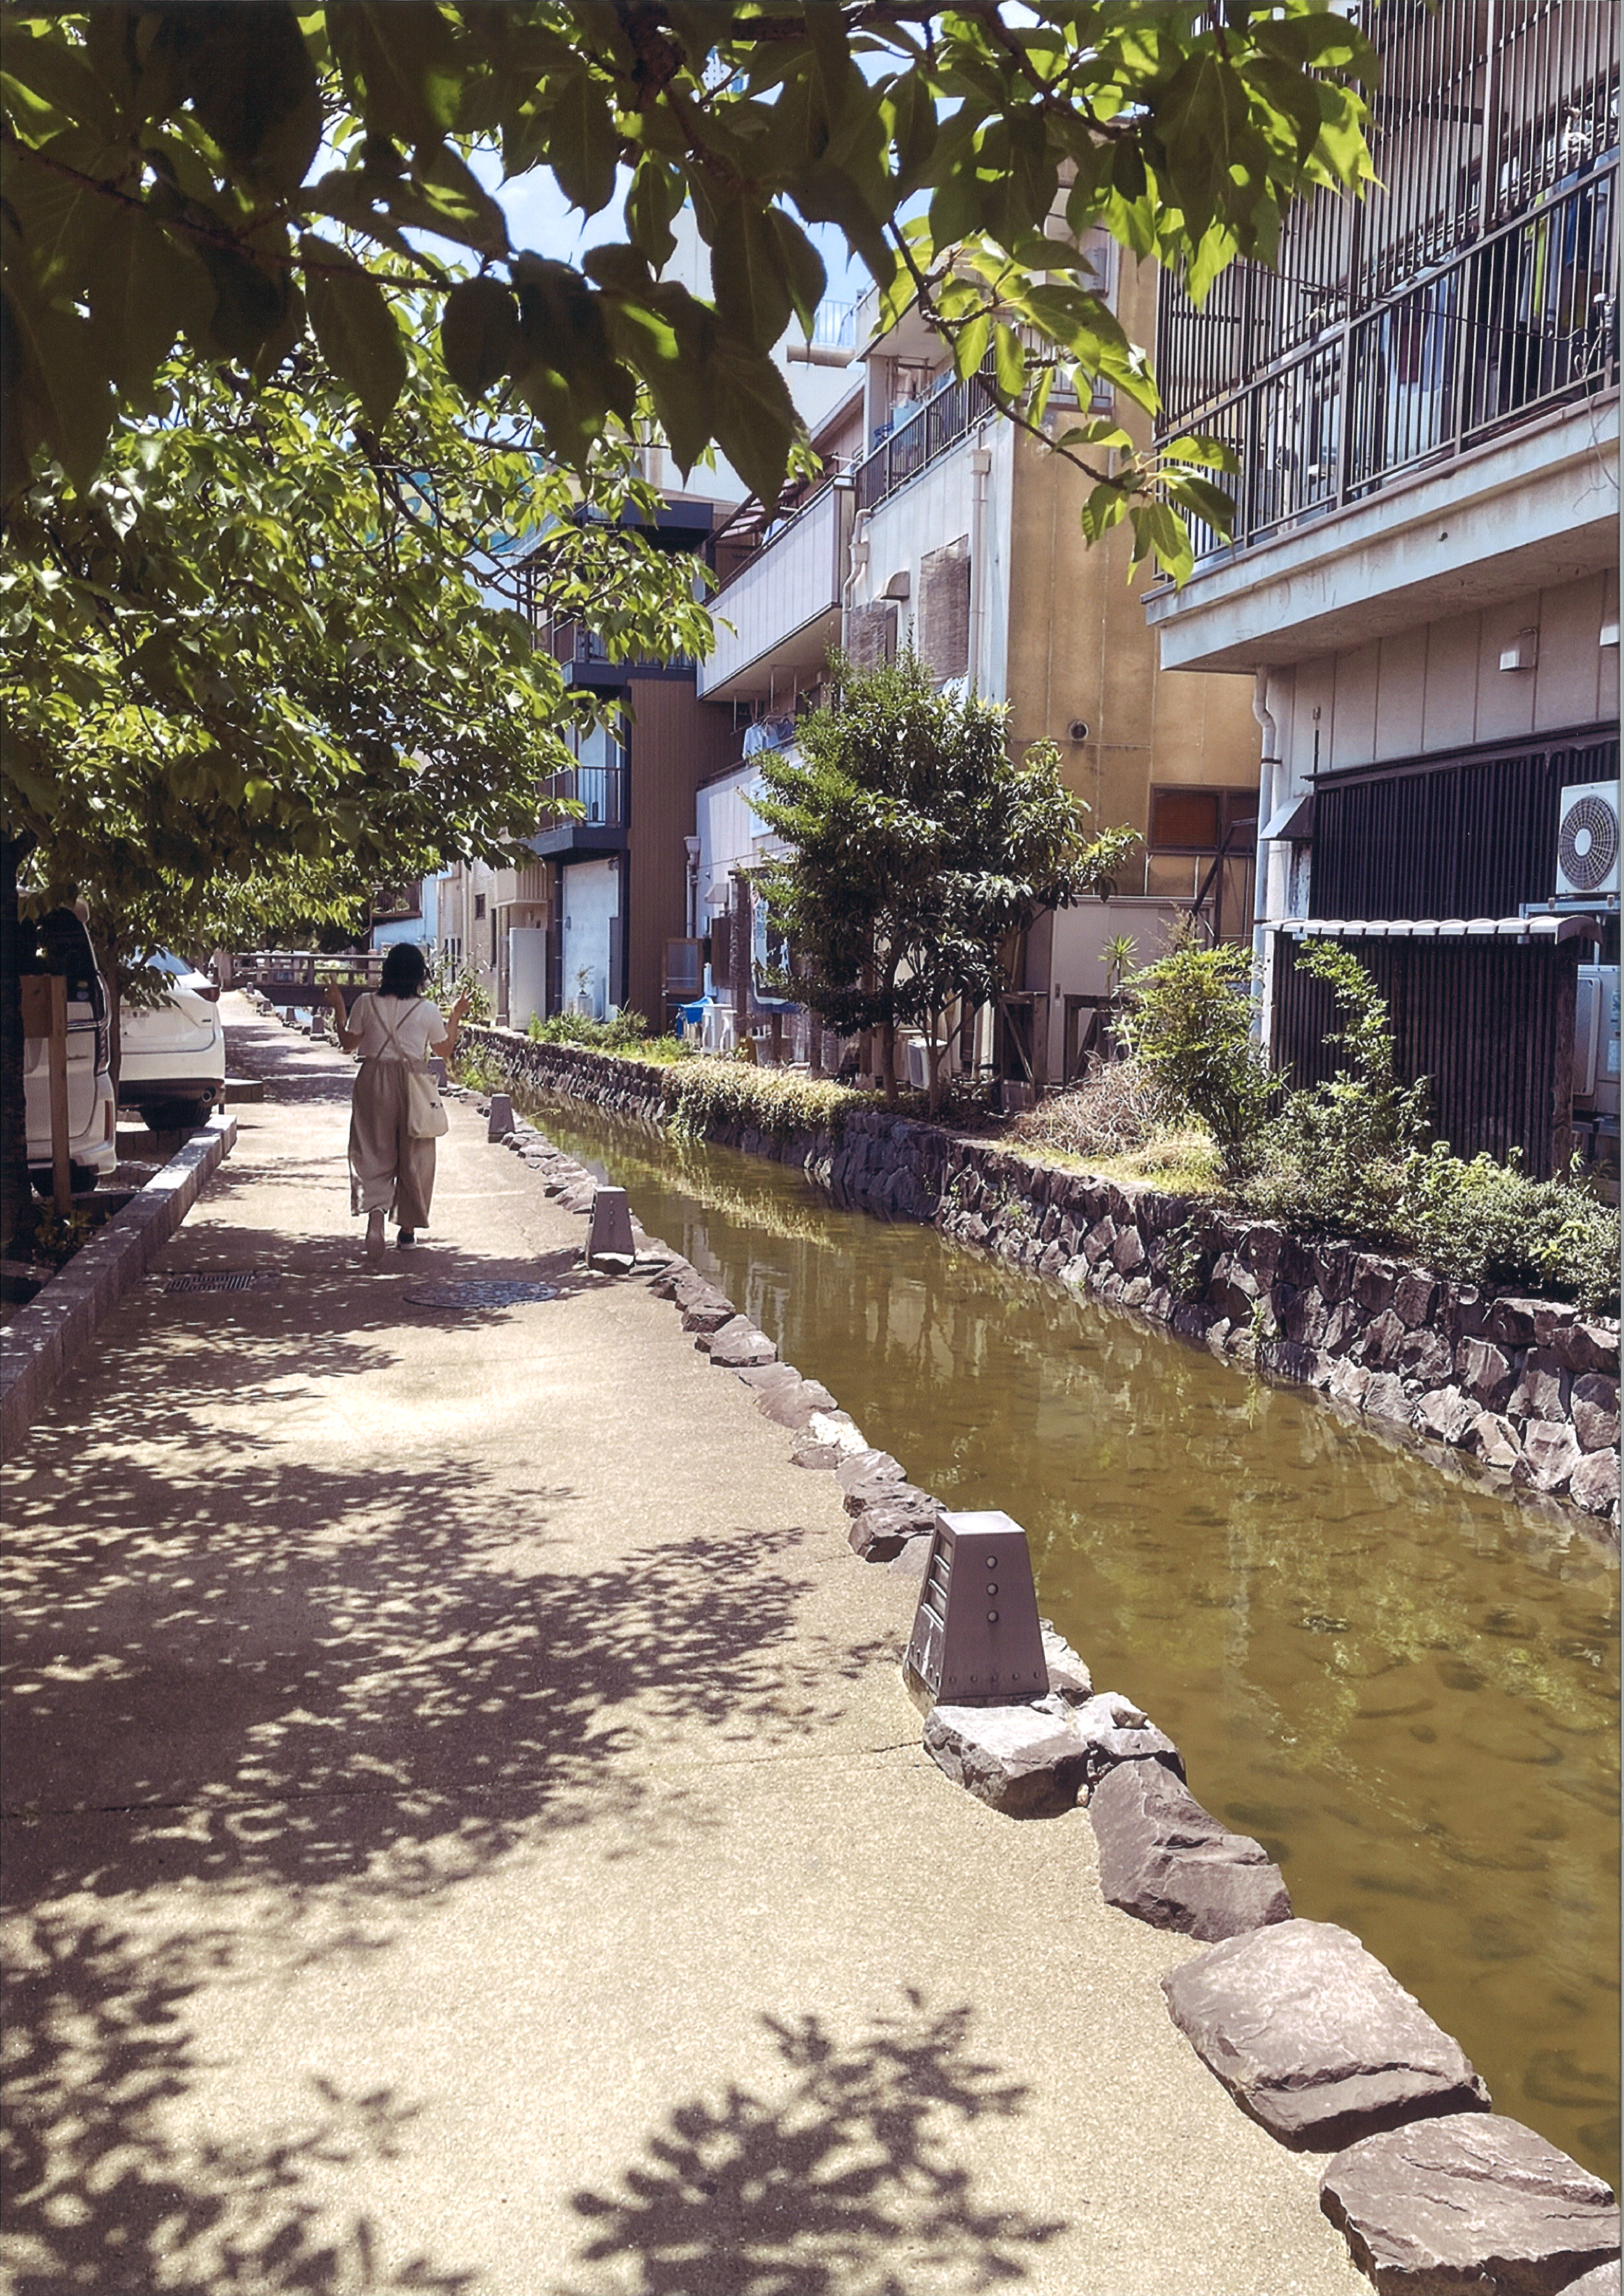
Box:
466 1027 1620 1531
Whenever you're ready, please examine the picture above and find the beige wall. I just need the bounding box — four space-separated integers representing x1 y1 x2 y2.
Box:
1005 256 1260 852
1276 568 1622 779
624 678 738 1027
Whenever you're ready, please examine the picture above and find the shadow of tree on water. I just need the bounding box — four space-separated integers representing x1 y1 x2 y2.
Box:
2 1911 476 2295
556 1993 1065 2296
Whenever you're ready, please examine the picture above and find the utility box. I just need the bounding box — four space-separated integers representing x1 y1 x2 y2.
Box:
903 1510 1049 1712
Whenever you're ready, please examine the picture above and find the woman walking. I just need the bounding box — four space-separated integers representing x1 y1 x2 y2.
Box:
326 946 468 1259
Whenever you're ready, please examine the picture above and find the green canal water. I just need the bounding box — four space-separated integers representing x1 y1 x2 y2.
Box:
535 1097 1620 2181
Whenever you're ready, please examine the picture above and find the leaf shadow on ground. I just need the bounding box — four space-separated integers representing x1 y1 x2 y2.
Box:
554 1992 1067 2296
2 1911 477 2296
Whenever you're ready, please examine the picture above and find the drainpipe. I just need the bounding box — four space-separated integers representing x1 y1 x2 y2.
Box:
1250 668 1281 1041
968 442 992 694
841 508 871 656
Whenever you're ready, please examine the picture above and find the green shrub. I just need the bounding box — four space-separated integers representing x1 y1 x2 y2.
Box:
525 1008 657 1052
1395 1145 1619 1315
1245 944 1618 1313
425 955 492 1025
1119 941 1273 1178
669 1059 881 1144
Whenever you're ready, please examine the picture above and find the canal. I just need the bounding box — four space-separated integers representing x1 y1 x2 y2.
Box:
535 1095 1619 2180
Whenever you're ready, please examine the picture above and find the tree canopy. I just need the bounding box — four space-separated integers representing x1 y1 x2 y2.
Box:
754 651 1136 1106
2 1 1376 574
2 316 714 935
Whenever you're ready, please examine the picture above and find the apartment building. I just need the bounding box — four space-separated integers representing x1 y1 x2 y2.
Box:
693 247 1264 1083
1146 0 1620 1178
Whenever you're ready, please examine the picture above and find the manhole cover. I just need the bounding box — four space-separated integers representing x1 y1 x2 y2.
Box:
164 1271 282 1294
403 1280 559 1310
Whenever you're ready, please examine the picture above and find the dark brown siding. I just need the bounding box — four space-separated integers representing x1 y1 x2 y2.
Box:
624 678 737 1028
1271 931 1581 1177
1310 731 1618 920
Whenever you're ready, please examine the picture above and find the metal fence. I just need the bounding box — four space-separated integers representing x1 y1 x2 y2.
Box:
855 359 998 513
1156 0 1620 562
539 763 626 828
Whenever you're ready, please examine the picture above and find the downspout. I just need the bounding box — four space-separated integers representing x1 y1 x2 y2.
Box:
841 507 871 656
968 441 992 694
1250 668 1281 1043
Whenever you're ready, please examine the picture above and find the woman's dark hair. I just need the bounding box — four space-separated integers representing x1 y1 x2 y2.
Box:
379 943 429 999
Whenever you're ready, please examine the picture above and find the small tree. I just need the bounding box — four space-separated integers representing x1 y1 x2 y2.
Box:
1119 938 1274 1178
754 654 1136 1110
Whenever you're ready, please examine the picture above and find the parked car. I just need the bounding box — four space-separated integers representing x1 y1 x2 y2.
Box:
23 907 118 1186
118 951 227 1133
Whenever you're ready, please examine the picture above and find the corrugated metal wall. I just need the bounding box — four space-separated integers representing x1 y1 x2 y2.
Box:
1310 733 1618 920
1271 932 1581 1175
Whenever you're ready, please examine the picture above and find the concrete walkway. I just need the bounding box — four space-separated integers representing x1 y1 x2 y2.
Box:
2 1001 1366 2296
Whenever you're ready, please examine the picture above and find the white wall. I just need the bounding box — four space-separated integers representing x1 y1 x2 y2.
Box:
696 762 768 921
855 415 1015 700
560 857 619 1018
507 927 548 1031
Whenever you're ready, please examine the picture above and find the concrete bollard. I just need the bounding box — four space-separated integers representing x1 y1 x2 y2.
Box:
487 1093 514 1141
903 1509 1049 1711
587 1186 637 1273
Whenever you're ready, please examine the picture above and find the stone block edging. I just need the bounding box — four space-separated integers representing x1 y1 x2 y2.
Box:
476 1090 1621 2292
0 1114 238 1456
463 1027 1620 1533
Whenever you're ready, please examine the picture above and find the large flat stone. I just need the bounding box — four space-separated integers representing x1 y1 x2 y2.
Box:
705 1315 778 1368
846 1484 940 1560
923 1703 1089 1818
1568 1449 1620 1518
1319 2113 1621 2294
1160 1920 1491 2151
1088 1760 1292 1944
680 1292 738 1335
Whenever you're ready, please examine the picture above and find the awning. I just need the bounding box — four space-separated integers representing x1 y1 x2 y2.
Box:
1280 914 1602 944
1260 791 1315 840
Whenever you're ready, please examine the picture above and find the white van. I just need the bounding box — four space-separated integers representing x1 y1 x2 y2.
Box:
23 909 118 1185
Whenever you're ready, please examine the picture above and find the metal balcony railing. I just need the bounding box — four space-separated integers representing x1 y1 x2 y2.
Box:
855 360 998 513
1154 0 1620 570
539 763 626 828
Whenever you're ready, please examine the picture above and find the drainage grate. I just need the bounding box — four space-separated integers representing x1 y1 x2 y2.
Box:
164 1271 282 1294
403 1280 559 1310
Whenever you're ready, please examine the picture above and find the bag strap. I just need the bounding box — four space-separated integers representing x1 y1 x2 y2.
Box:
373 996 422 1062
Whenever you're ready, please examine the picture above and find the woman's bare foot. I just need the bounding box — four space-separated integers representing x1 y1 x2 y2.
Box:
365 1209 385 1261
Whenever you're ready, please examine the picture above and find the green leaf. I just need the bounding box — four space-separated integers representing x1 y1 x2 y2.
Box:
86 207 210 399
440 276 520 397
710 201 794 354
623 153 681 268
547 59 620 217
327 3 466 147
992 321 1024 401
156 0 322 196
410 145 510 258
770 211 827 340
301 235 407 430
708 334 798 506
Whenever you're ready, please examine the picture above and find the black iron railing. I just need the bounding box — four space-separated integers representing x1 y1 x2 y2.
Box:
855 359 998 512
540 763 626 828
1156 0 1620 567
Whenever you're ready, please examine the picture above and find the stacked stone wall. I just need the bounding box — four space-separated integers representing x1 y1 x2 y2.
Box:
467 1027 1620 1530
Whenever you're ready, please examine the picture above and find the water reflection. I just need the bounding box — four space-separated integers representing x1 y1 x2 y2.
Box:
541 1102 1620 2181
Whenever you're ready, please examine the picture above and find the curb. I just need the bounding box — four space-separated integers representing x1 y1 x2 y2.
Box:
0 1113 238 1456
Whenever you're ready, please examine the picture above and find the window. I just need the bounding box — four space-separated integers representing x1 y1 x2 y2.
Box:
1149 787 1258 853
473 894 487 920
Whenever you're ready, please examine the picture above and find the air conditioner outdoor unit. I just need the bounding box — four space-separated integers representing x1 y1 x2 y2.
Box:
1555 782 1621 899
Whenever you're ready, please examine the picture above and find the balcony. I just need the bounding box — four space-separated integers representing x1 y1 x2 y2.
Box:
1153 1 1619 578
854 362 997 514
696 480 853 701
528 762 628 859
